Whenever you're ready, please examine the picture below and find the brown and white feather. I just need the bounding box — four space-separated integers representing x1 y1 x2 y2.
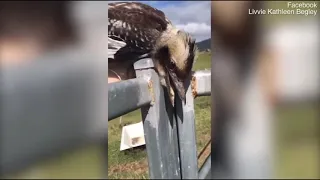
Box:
108 2 172 61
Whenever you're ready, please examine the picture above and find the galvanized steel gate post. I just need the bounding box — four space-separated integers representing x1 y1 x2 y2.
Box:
175 73 199 179
133 58 181 179
132 59 211 179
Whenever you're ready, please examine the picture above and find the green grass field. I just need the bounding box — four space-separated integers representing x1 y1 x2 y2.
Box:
274 105 319 179
108 52 212 179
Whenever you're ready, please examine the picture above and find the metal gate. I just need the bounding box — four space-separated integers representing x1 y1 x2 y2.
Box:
108 58 211 179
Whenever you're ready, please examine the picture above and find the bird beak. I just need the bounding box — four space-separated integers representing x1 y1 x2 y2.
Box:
167 70 186 105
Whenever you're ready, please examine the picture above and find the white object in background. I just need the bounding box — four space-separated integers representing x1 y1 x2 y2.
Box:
120 121 146 151
265 19 319 101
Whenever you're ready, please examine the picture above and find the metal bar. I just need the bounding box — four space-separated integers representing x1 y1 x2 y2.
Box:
134 58 181 179
192 70 211 97
108 78 152 120
176 74 199 179
199 154 211 179
0 51 108 176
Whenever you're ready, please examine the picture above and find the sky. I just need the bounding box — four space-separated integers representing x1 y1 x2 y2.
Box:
142 1 211 42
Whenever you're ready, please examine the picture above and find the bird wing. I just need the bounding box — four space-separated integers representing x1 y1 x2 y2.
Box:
108 2 171 61
108 37 126 59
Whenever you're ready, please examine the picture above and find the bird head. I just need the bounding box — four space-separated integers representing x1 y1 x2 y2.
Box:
153 27 197 106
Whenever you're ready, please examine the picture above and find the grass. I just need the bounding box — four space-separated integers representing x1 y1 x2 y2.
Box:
274 104 319 179
107 52 212 179
5 145 105 179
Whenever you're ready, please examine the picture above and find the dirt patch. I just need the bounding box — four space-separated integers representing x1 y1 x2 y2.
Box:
197 132 211 168
198 143 211 168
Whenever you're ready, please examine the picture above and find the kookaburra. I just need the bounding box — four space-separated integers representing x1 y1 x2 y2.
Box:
108 2 197 106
